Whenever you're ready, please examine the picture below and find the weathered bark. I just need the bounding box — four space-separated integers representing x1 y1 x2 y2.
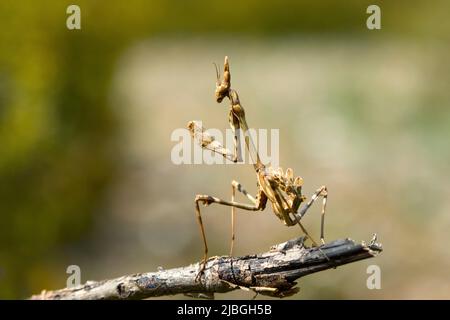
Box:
30 236 382 300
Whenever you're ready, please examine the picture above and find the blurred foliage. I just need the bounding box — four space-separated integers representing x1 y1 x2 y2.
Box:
0 0 449 298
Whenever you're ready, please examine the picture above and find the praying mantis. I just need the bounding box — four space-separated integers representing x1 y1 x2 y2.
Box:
188 56 328 278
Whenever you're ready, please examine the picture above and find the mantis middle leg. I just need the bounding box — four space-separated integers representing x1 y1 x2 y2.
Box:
194 186 266 280
230 180 261 256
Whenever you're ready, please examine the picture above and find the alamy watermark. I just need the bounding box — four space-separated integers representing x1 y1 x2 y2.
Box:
171 123 280 167
366 5 381 30
366 264 381 289
66 265 81 288
66 5 81 30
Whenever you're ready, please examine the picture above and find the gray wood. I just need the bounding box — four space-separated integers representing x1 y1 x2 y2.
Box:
30 236 382 300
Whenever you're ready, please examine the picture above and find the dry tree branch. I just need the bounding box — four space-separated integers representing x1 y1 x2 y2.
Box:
30 236 382 300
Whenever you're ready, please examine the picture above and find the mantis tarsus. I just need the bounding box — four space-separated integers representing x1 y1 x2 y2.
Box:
188 56 329 279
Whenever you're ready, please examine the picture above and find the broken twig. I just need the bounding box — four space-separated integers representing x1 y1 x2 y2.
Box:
30 236 382 300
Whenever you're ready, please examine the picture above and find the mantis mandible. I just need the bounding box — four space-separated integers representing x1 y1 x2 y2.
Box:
188 56 328 278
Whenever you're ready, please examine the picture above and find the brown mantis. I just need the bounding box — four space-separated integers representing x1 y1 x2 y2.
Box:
188 56 328 278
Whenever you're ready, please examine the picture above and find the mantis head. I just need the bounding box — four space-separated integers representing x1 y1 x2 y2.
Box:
214 56 231 103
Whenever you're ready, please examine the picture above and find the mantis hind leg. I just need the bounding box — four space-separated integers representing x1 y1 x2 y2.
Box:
291 186 330 261
296 220 320 247
298 186 328 244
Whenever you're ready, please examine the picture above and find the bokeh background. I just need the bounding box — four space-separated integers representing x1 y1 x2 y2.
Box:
1 1 449 299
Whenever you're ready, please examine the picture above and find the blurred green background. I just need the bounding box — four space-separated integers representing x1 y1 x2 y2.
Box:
0 1 449 299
